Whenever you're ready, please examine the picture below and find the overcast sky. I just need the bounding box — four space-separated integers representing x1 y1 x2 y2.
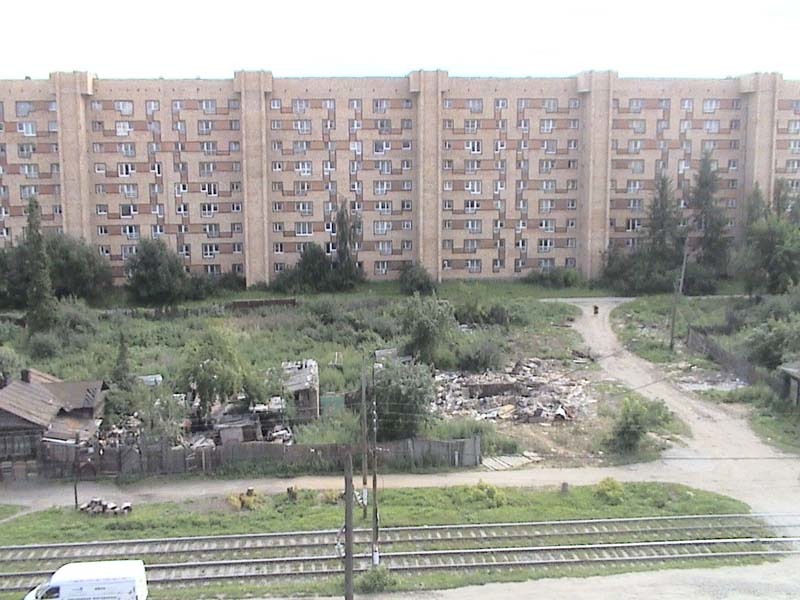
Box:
7 0 799 81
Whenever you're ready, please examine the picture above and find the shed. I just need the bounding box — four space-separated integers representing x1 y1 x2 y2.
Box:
282 360 320 423
778 362 800 407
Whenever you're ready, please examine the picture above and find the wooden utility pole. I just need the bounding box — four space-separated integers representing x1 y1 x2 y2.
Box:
361 370 368 519
344 453 354 600
669 236 691 351
371 375 380 566
73 432 80 510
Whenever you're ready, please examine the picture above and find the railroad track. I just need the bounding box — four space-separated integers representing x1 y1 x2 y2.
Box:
1 513 798 592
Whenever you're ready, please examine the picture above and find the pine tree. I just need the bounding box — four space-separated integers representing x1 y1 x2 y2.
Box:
692 153 729 274
645 174 682 265
111 332 134 390
24 198 58 333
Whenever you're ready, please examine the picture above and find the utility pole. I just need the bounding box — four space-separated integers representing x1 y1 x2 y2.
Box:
73 432 80 510
371 368 380 566
669 236 691 351
344 453 354 600
361 370 368 520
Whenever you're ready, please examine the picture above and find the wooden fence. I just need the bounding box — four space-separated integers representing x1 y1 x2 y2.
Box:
36 436 481 480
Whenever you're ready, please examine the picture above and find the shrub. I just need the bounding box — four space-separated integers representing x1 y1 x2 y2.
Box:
526 267 584 288
608 398 648 453
355 566 397 594
293 410 361 444
595 477 625 505
182 274 217 301
456 339 504 372
466 481 508 508
683 263 718 296
726 385 781 408
484 304 511 326
398 263 436 296
28 331 60 359
227 491 263 511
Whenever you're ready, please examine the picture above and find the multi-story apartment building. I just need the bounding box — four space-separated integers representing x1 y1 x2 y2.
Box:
0 70 798 283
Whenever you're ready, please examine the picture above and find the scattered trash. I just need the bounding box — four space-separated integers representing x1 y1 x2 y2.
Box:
433 358 592 424
79 497 132 516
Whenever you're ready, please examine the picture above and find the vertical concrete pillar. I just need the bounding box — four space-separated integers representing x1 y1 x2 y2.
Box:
52 72 93 241
577 71 615 279
740 73 780 214
236 70 273 286
410 70 448 281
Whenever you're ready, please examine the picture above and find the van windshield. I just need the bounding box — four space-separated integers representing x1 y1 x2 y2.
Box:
36 586 59 599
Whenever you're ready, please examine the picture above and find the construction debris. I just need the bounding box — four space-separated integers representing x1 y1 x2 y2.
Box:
433 358 593 424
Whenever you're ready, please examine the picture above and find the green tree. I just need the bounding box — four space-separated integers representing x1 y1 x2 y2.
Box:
399 263 437 296
773 177 792 217
373 361 434 441
645 174 682 264
176 329 243 419
609 398 648 453
402 294 455 364
738 215 800 295
24 198 58 334
335 203 363 287
745 183 769 227
691 153 729 274
0 346 22 384
45 234 113 301
125 238 188 306
111 332 134 391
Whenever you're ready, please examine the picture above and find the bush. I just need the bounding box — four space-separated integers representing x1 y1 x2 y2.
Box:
456 339 504 372
293 410 360 444
398 263 436 296
726 385 781 408
28 331 60 359
466 481 508 508
271 243 363 294
526 267 584 288
595 477 625 505
608 398 648 453
355 566 397 594
683 263 718 296
182 274 218 301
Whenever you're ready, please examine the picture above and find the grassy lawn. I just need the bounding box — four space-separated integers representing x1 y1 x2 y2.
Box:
611 295 729 364
0 505 22 521
0 482 749 546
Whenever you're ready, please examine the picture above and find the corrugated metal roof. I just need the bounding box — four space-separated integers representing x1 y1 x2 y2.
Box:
45 381 106 411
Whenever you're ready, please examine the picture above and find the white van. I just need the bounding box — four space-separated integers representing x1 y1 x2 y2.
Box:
24 560 148 600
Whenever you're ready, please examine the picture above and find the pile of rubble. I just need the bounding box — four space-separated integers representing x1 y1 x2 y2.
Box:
433 358 593 424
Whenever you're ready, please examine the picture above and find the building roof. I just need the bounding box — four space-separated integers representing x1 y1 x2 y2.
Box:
282 360 319 392
0 376 107 432
26 368 63 384
0 380 61 428
779 361 800 379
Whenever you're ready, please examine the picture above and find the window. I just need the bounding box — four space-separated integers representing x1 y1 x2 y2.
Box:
17 121 36 136
495 98 508 109
374 140 391 154
538 238 554 253
568 139 578 150
789 120 800 134
465 139 482 154
494 140 506 153
118 163 134 177
374 261 388 275
295 222 312 236
465 180 482 194
377 119 392 133
629 98 644 113
115 121 131 136
704 120 720 133
466 219 482 234
96 204 108 215
542 180 556 191
121 224 139 240
703 99 720 113
119 184 138 199
376 200 392 214
97 225 108 236
539 219 555 232
114 100 134 115
293 119 311 134
517 118 530 132
681 98 694 111
466 259 481 273
295 161 312 176
539 199 555 213
374 220 392 235
21 164 39 178
540 119 554 134
467 98 483 113
198 120 213 135
377 240 393 256
631 119 645 134
120 203 138 218
297 201 312 215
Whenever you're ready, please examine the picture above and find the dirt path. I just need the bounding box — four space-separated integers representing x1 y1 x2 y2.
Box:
2 297 798 517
